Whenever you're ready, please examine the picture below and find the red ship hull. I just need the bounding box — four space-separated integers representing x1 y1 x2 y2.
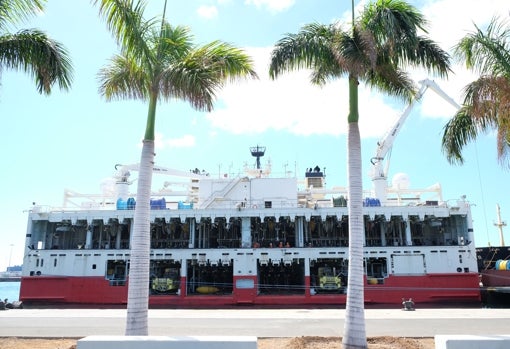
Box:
20 273 480 307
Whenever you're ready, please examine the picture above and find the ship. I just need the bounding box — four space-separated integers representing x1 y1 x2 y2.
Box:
477 204 510 306
19 148 480 307
0 266 22 282
19 80 481 307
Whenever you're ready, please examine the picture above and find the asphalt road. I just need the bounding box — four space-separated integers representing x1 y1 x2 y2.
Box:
1 307 509 338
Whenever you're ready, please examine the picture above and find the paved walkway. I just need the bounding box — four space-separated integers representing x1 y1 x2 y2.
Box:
1 308 509 338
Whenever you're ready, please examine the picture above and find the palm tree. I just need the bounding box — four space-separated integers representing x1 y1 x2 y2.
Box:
269 1 450 348
0 0 72 94
93 0 257 335
442 16 510 167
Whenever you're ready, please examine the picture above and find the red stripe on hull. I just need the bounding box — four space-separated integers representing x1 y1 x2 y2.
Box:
20 276 127 304
364 274 481 304
20 273 480 307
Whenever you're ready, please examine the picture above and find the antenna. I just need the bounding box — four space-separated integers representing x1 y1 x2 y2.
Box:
494 204 507 246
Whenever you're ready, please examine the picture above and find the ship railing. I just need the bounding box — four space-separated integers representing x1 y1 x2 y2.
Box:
383 183 444 206
299 185 446 208
246 199 299 210
62 189 196 210
196 198 300 210
44 189 456 213
30 205 52 213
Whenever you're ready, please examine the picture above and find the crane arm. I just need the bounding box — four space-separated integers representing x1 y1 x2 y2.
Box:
370 79 460 182
370 82 427 179
114 163 209 183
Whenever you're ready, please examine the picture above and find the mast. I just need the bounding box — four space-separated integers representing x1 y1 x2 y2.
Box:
494 204 507 246
250 145 266 170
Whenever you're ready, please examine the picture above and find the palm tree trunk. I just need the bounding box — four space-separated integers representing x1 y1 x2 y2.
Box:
125 139 154 335
343 76 367 349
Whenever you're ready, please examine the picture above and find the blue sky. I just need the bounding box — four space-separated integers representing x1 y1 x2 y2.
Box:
1 0 509 271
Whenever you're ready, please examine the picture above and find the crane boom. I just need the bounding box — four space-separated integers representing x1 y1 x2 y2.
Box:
370 79 461 202
114 163 209 183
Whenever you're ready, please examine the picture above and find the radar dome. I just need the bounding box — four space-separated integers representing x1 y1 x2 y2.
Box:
392 173 410 190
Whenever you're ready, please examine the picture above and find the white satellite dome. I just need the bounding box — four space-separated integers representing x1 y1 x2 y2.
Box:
392 172 410 190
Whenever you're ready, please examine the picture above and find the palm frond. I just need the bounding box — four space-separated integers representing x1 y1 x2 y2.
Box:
97 54 149 100
454 16 510 76
360 1 450 79
269 23 339 81
94 0 154 61
441 108 479 165
309 62 344 86
450 16 510 167
350 24 378 71
159 41 257 111
360 0 426 46
159 59 216 111
462 76 502 120
365 67 415 102
153 23 194 65
465 76 510 166
402 37 450 77
496 115 510 167
442 77 509 166
270 0 450 95
0 0 43 30
0 29 73 93
197 41 258 82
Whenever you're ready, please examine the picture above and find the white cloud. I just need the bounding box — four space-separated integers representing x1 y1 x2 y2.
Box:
167 134 196 148
203 1 508 140
244 0 295 14
150 133 196 150
197 5 218 19
206 47 399 139
422 0 508 48
411 0 508 120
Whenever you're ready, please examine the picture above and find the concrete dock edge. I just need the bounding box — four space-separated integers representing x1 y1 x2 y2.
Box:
435 334 510 349
76 335 258 349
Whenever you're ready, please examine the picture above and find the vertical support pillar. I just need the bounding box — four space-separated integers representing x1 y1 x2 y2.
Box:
198 223 203 249
115 226 122 249
189 219 196 248
127 219 133 250
296 217 304 247
85 222 93 250
304 257 311 297
180 259 187 297
241 217 251 248
380 217 387 247
404 216 412 246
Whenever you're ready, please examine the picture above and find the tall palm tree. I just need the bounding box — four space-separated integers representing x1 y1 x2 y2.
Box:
442 16 510 167
93 0 257 335
269 1 450 348
0 0 72 94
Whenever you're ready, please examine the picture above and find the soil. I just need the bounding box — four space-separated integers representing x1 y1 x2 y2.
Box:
0 336 435 349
